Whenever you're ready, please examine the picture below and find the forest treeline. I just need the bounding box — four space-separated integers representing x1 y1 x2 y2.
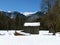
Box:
0 11 25 30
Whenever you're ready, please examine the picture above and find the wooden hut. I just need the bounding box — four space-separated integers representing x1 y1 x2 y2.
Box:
24 22 40 34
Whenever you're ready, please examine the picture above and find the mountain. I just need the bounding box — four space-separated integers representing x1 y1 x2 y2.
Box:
0 10 44 23
0 11 26 19
5 11 26 19
0 11 44 19
23 12 37 16
26 11 44 22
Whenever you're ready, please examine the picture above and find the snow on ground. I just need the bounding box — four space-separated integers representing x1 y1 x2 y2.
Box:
0 30 60 45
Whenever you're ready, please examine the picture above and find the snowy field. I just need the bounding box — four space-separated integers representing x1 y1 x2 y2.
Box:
0 30 60 45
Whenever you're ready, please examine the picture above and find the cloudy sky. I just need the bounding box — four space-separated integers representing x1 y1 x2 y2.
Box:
0 0 41 12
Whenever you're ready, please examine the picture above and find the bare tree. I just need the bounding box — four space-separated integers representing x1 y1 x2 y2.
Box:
41 0 60 35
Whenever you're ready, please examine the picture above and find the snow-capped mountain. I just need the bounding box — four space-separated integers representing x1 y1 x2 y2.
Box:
25 11 44 22
7 11 13 13
23 12 37 16
0 10 44 20
0 11 26 19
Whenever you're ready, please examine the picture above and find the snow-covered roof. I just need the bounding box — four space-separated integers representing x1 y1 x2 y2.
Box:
24 22 40 26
